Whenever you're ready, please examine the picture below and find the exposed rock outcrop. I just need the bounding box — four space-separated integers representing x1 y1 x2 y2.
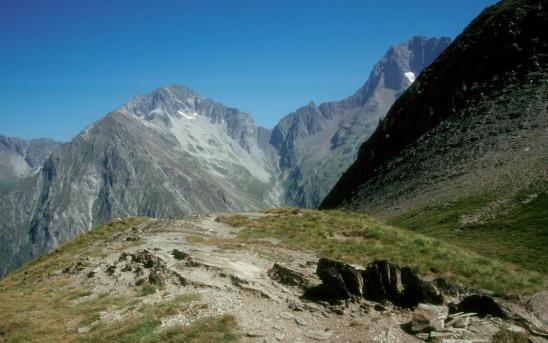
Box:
528 291 548 328
267 263 311 289
306 258 442 308
362 260 443 307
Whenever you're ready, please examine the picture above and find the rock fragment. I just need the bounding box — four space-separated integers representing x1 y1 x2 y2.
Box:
280 312 295 319
247 330 266 337
267 263 311 289
295 316 307 326
304 329 333 341
411 303 449 332
77 326 91 334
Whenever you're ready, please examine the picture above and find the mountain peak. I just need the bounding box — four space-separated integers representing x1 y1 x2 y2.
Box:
119 84 203 120
345 35 451 108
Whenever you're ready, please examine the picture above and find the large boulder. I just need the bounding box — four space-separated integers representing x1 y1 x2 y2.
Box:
316 258 364 298
308 258 442 308
362 260 443 308
456 294 507 318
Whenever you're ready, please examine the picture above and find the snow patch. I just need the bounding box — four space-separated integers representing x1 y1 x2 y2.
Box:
148 108 165 117
404 71 416 83
177 110 198 120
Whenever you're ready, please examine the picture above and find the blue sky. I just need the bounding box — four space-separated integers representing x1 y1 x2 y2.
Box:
0 0 497 141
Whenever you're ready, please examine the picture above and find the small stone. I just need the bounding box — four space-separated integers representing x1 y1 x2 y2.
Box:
295 316 307 326
411 303 449 332
274 332 285 341
415 333 429 340
247 330 266 337
430 331 454 337
280 311 295 319
77 326 91 334
440 340 472 343
263 337 278 343
506 325 526 333
304 329 333 341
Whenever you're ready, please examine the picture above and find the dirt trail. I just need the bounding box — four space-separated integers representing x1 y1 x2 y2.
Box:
73 214 419 342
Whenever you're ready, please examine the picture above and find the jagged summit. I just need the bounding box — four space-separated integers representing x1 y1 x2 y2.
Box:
347 36 452 108
270 35 451 207
121 85 205 119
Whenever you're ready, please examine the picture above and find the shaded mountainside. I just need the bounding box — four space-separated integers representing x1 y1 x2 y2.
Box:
321 0 548 270
0 85 282 276
0 135 61 188
271 36 451 208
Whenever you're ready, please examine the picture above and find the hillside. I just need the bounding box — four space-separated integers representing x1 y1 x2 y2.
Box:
0 210 546 342
320 0 548 271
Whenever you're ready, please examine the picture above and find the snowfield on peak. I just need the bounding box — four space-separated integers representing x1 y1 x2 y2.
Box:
404 71 416 83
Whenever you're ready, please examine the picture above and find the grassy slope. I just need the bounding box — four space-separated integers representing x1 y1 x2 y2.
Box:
0 218 239 343
389 185 548 274
217 209 547 295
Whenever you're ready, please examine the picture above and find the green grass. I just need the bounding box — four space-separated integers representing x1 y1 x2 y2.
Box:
0 218 146 342
79 293 238 343
389 187 548 274
0 216 240 342
78 314 239 343
217 208 547 295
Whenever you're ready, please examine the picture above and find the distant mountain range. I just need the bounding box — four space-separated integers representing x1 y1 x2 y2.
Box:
0 136 61 188
0 36 450 276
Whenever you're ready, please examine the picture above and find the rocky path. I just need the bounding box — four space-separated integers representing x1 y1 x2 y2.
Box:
66 214 547 342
